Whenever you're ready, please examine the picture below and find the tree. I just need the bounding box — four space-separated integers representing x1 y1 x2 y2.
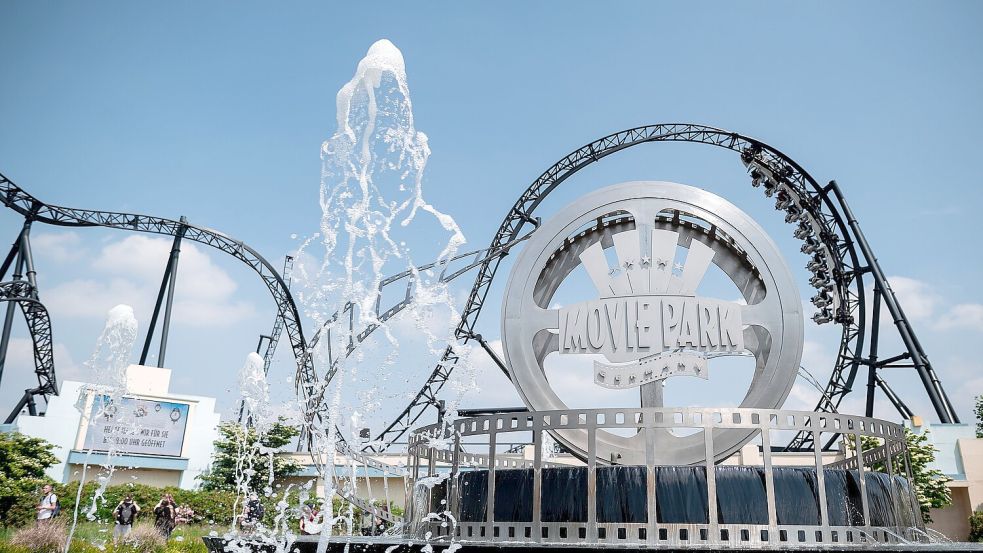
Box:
860 428 951 523
198 418 301 494
975 395 982 439
0 432 59 526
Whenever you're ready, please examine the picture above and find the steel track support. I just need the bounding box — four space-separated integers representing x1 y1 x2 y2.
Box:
0 220 34 389
467 332 510 379
4 388 37 424
139 217 188 367
0 227 22 281
828 181 958 423
865 285 882 418
0 258 22 389
875 374 914 420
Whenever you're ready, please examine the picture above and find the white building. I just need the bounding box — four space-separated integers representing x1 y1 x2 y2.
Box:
7 364 221 489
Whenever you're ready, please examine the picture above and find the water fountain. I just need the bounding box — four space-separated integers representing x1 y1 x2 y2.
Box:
66 305 139 551
200 40 982 553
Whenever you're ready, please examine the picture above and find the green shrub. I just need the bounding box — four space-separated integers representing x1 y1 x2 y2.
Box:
970 509 983 542
0 432 60 527
3 480 319 530
0 477 51 528
1 477 403 547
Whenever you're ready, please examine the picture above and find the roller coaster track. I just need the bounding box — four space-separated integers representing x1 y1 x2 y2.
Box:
260 255 294 377
364 123 958 453
0 280 56 418
304 231 532 417
0 172 319 414
0 172 412 523
0 123 957 485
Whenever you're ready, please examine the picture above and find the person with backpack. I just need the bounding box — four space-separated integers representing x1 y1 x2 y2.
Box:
113 494 140 540
36 484 58 523
153 493 177 538
239 493 265 535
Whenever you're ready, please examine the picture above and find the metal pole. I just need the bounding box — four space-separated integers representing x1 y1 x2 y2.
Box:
3 390 31 424
865 287 881 418
19 221 37 291
0 230 25 389
157 218 187 367
436 399 447 428
470 332 511 379
875 375 914 419
140 246 177 365
0 228 22 281
25 391 37 416
829 181 957 423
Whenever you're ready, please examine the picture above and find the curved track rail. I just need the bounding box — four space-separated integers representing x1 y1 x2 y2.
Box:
0 280 56 421
368 123 957 452
304 232 532 417
1 123 957 484
0 172 318 413
0 172 405 521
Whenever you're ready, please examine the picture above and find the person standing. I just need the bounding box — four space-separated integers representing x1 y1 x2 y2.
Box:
240 493 264 535
36 484 58 524
299 504 322 535
153 494 176 538
113 494 140 540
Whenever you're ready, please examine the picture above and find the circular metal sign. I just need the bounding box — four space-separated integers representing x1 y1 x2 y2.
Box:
501 181 803 465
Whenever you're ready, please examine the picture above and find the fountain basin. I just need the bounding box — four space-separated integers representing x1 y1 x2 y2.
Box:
445 466 917 528
406 408 942 548
202 535 983 552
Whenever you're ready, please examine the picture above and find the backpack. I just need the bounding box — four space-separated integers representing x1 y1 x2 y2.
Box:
117 503 136 525
42 493 60 518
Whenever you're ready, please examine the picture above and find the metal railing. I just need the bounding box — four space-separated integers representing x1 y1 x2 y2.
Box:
405 407 926 548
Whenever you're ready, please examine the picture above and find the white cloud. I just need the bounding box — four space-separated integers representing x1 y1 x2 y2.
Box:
935 303 983 332
43 235 255 328
452 338 523 408
32 231 87 263
783 382 819 412
800 340 835 373
45 277 148 318
884 276 939 322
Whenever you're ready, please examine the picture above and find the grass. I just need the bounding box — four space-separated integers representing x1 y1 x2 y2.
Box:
0 522 214 553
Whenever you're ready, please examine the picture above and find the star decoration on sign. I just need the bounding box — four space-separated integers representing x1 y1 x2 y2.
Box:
656 257 670 270
623 259 635 270
640 256 652 267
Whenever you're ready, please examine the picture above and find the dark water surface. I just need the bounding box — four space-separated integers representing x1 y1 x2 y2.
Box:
448 465 916 527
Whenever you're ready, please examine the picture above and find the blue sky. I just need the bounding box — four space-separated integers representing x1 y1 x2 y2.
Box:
1 2 981 431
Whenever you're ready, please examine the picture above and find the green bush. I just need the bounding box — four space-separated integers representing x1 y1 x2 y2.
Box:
2 478 404 547
0 477 51 528
1 480 337 530
1 482 242 529
969 509 983 542
0 432 59 527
